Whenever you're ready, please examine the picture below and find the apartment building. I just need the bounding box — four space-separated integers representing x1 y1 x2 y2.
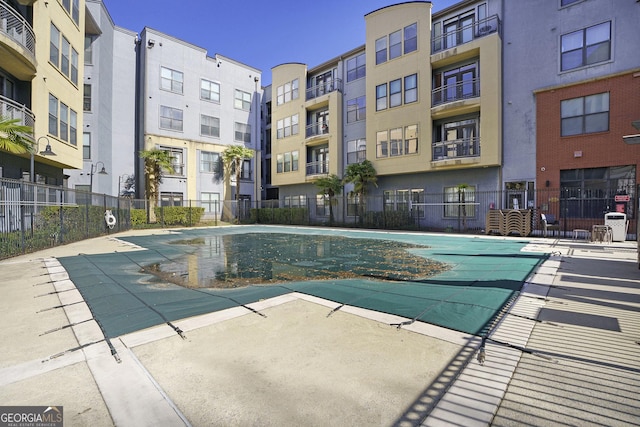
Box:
135 28 262 214
1 0 85 183
503 0 640 217
65 0 137 196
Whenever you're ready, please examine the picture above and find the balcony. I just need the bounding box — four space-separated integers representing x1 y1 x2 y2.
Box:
305 122 330 139
432 78 480 107
432 137 480 161
0 95 35 128
306 79 343 101
306 160 329 177
432 15 500 54
0 2 36 79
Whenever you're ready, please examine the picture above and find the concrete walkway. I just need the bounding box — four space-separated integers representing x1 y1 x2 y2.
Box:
0 229 638 426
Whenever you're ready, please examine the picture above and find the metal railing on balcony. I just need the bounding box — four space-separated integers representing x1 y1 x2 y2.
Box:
432 15 500 54
306 160 329 176
306 121 330 138
432 78 480 107
432 137 480 160
306 79 343 101
0 2 35 57
0 95 35 128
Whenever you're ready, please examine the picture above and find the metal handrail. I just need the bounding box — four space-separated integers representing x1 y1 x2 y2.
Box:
0 95 36 128
432 137 481 160
306 161 329 176
432 78 480 106
306 78 343 101
305 121 330 138
0 2 36 57
432 15 500 53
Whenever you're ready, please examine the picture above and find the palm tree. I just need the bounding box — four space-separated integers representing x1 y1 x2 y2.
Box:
221 145 254 222
139 149 174 223
0 117 33 154
456 183 470 232
343 160 377 225
314 174 343 226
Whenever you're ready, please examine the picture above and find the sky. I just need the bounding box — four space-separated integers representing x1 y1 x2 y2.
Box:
103 0 459 86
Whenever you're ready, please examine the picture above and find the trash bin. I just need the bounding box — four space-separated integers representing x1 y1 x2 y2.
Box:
604 212 628 242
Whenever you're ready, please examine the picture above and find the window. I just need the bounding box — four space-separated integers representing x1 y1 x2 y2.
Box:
48 94 58 136
160 192 183 207
561 92 609 136
201 80 220 102
404 74 417 103
561 21 611 71
375 37 387 65
83 84 91 112
276 114 299 139
444 186 476 218
200 151 220 173
292 151 299 171
433 63 478 105
404 23 417 54
235 89 252 110
346 53 366 82
276 154 283 173
389 79 402 107
201 192 220 213
84 36 94 65
316 194 330 216
72 0 79 25
433 118 479 159
376 84 387 111
61 36 70 76
160 106 183 131
347 139 366 164
347 96 366 123
284 152 291 172
50 25 60 67
241 159 251 180
347 194 359 216
275 151 298 173
405 124 418 154
161 147 184 175
161 67 184 94
276 79 299 105
70 110 77 146
83 132 91 159
71 48 78 85
201 114 220 137
234 122 251 142
390 127 403 156
376 130 388 158
389 30 402 60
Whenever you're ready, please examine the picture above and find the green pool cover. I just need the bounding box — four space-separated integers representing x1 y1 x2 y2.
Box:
57 226 548 339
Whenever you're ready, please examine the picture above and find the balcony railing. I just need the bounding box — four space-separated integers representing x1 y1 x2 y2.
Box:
0 2 36 57
432 78 480 107
306 161 329 176
432 15 500 54
0 95 35 128
306 78 343 101
306 122 330 138
432 137 480 160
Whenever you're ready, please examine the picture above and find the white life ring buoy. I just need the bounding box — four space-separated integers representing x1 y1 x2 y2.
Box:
105 210 117 229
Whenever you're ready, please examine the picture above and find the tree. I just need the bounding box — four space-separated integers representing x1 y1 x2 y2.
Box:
0 117 33 154
456 183 470 232
140 149 174 223
221 145 254 222
314 174 343 226
343 160 377 225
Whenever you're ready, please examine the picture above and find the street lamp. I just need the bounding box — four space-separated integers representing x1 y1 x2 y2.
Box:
89 161 108 194
30 136 56 182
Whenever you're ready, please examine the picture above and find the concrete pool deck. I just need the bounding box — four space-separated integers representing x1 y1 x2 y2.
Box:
0 227 638 426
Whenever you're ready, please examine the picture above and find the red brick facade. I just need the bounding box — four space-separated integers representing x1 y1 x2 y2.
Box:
536 70 640 188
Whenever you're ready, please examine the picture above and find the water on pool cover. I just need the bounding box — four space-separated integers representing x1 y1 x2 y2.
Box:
143 233 450 288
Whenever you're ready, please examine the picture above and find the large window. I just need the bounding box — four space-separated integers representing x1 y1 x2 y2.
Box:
444 186 476 218
375 37 387 65
160 106 183 131
377 125 418 158
50 24 60 67
235 90 252 110
201 114 220 137
376 84 387 111
561 21 611 71
347 96 366 123
404 23 417 54
48 94 58 136
433 62 478 105
201 192 220 213
160 146 184 175
560 166 636 218
384 189 425 217
561 92 609 136
161 67 184 94
346 53 366 82
49 24 78 84
84 36 94 65
389 79 402 108
48 93 77 145
376 23 418 64
201 80 220 102
276 114 299 139
160 192 183 207
62 0 80 25
316 194 330 217
276 151 299 174
404 74 417 103
389 30 402 60
276 79 299 105
200 151 219 173
347 139 366 164
234 122 251 142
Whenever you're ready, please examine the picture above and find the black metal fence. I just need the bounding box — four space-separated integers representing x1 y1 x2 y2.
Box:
0 178 132 259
